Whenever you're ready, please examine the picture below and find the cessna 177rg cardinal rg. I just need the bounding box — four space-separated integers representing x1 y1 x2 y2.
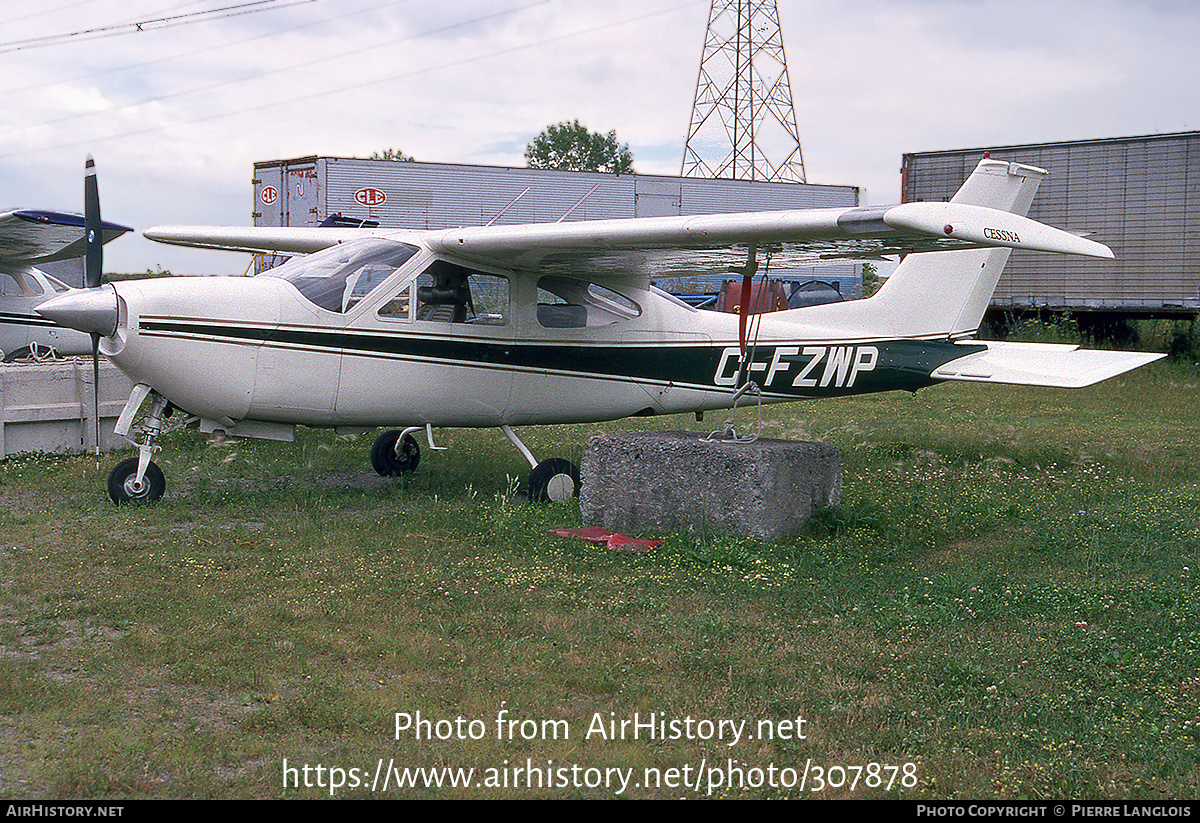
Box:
38 157 1163 504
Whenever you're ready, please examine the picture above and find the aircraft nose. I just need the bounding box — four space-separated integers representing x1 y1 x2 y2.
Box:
36 286 119 337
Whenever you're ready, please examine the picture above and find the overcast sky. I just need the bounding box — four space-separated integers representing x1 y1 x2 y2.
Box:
2 0 1196 274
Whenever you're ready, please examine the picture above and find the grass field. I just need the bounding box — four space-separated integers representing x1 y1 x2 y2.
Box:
0 361 1196 799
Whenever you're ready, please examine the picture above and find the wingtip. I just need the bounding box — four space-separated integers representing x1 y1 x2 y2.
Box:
1073 235 1115 259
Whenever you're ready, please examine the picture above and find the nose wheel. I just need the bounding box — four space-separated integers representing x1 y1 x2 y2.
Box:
107 385 194 505
107 457 165 505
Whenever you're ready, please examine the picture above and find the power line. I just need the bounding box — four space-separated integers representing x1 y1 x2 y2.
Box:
0 0 314 54
0 1 701 160
0 0 547 137
108 2 236 30
0 0 407 98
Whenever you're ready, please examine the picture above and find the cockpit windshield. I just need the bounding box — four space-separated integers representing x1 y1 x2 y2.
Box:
263 238 420 313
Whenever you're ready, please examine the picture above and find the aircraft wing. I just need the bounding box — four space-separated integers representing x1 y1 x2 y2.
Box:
424 202 1112 276
141 225 384 255
143 201 1111 277
0 209 132 266
932 341 1165 388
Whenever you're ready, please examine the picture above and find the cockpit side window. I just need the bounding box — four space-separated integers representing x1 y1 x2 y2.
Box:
344 262 398 312
263 238 419 313
410 261 509 326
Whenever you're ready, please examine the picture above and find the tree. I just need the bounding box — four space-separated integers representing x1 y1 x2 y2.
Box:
525 121 634 174
860 262 882 298
369 148 414 162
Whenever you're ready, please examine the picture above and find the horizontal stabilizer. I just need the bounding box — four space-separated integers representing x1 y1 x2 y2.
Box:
932 341 1165 388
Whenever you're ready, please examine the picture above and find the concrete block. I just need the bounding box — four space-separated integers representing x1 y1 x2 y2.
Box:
0 360 134 457
580 431 841 542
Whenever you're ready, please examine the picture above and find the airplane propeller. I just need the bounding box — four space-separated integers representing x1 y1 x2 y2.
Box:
83 157 102 462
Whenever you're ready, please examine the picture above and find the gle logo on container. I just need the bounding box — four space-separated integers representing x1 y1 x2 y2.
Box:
355 188 387 207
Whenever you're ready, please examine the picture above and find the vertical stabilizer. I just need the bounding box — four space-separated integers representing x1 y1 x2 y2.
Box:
869 159 1047 339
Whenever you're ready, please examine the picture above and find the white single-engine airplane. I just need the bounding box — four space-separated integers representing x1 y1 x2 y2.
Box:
0 208 130 360
39 157 1163 504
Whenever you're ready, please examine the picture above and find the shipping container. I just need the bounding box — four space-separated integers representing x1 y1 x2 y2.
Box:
901 132 1200 322
252 157 864 295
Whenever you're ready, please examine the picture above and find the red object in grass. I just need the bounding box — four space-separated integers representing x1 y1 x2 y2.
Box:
549 527 661 553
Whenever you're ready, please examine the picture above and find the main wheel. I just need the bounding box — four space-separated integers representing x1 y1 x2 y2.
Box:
528 458 580 503
107 457 165 505
371 430 420 476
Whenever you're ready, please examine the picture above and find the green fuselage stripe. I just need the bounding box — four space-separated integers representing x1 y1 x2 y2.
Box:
139 319 983 398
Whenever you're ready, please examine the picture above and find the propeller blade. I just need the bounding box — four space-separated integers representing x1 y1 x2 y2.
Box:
84 156 102 290
84 156 102 460
92 333 100 461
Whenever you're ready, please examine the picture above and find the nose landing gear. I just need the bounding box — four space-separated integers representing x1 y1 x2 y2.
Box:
107 384 194 505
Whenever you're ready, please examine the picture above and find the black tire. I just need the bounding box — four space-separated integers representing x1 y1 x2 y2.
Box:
107 457 165 505
371 430 420 476
528 458 580 503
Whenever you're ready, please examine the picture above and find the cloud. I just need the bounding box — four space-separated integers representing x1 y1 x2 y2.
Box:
1 0 1194 273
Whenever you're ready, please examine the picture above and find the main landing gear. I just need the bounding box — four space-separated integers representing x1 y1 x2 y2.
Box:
503 425 580 503
369 424 580 503
370 429 420 476
106 390 581 506
527 456 581 503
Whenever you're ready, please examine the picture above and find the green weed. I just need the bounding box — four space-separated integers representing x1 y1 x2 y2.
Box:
0 365 1196 798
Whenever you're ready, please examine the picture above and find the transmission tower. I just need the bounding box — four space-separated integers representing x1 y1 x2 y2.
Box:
681 0 806 183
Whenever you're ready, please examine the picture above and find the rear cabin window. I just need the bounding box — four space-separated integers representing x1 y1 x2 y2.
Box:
536 276 641 328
